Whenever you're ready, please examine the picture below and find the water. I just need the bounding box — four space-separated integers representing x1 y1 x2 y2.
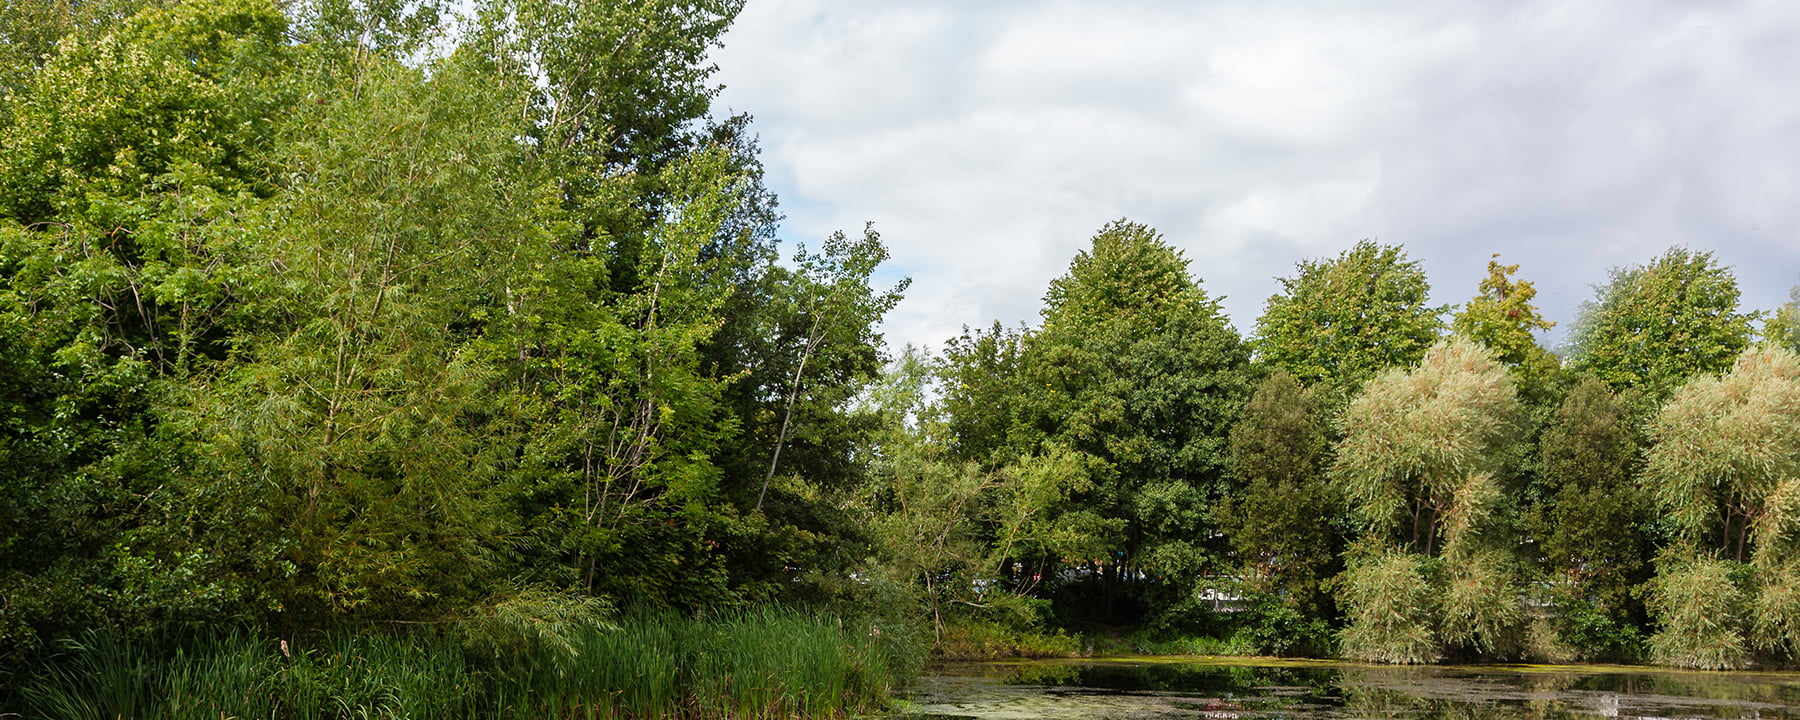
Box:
899 657 1800 720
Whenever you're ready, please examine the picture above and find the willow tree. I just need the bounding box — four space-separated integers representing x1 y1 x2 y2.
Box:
1334 337 1523 662
1643 345 1800 668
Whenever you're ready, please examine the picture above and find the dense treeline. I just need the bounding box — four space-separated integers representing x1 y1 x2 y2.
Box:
0 0 918 702
7 1 1800 712
909 227 1800 670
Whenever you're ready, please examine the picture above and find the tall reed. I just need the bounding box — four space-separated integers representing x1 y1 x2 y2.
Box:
11 607 914 719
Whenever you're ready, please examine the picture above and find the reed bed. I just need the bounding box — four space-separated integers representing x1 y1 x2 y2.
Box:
13 608 915 719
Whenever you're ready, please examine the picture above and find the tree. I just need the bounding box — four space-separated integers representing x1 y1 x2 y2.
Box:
1334 337 1524 662
0 0 157 125
1251 240 1445 395
753 226 908 511
856 348 1090 640
0 0 301 644
937 322 1029 467
709 225 908 601
1220 370 1340 655
1452 256 1558 383
0 0 908 651
1570 247 1756 397
1765 284 1800 352
1642 345 1800 668
1009 220 1250 625
1531 375 1650 660
1221 371 1339 617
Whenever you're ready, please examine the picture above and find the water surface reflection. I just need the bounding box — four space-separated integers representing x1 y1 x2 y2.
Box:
901 658 1800 720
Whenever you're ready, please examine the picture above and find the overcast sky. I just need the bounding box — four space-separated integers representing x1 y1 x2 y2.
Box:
709 0 1800 356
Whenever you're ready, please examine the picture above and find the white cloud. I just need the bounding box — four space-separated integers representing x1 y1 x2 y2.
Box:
712 0 1800 355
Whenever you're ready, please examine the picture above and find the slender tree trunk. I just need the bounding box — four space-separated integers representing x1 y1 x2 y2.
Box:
756 314 826 511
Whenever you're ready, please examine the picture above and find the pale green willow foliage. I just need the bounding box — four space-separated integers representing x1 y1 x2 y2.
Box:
1334 338 1525 662
1338 548 1438 664
1645 345 1800 556
1644 345 1800 666
1335 337 1520 551
1647 553 1750 669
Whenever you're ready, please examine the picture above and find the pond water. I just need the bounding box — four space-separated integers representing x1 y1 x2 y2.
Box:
898 657 1800 720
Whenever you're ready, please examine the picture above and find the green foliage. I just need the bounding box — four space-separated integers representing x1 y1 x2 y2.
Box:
1452 256 1558 383
0 0 305 651
1570 247 1756 396
1532 376 1651 654
1232 589 1337 657
1222 371 1340 617
1766 285 1800 351
1545 589 1647 664
933 620 1082 661
1011 220 1250 624
857 348 1088 643
1641 345 1800 666
1643 345 1800 560
745 225 908 519
0 0 157 116
938 322 1028 465
1333 338 1525 661
20 0 1800 680
1438 547 1523 655
0 0 904 670
1338 547 1439 664
1334 338 1522 554
1251 240 1445 395
1646 552 1751 670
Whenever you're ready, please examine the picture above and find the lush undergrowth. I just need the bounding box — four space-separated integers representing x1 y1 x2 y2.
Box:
933 620 1084 660
10 609 923 719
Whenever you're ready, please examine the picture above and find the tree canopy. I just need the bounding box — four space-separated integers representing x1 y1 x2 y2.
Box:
1570 247 1756 396
1452 257 1558 383
1252 240 1445 395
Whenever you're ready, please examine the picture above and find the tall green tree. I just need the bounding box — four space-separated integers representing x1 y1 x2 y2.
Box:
1010 220 1250 625
171 51 547 625
0 0 906 655
712 225 908 601
1642 345 1800 668
1570 247 1756 397
1531 375 1650 660
857 348 1089 639
1221 371 1339 617
1334 337 1524 662
1251 240 1444 396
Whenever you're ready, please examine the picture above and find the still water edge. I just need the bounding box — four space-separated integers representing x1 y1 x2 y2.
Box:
896 657 1800 720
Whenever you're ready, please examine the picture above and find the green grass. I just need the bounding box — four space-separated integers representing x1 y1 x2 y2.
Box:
12 608 915 719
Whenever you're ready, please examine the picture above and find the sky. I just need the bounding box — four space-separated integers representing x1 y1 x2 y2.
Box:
708 0 1800 356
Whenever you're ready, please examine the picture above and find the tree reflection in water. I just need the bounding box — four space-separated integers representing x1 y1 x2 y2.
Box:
902 659 1800 720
